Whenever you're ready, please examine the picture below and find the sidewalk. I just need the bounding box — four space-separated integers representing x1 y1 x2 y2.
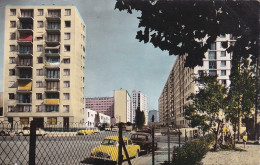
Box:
201 142 260 165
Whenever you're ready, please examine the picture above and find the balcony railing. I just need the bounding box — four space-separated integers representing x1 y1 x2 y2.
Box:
18 51 33 56
44 99 60 105
45 87 60 91
17 75 32 79
46 13 61 20
45 62 60 68
17 61 32 67
17 99 32 104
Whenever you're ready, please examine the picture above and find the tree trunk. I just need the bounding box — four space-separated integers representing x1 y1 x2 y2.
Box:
233 120 237 149
214 120 221 151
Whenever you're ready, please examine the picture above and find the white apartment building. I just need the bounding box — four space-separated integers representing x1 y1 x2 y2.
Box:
132 90 148 125
84 108 111 128
159 34 233 128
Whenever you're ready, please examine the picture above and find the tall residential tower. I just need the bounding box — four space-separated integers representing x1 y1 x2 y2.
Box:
132 90 148 124
3 6 86 127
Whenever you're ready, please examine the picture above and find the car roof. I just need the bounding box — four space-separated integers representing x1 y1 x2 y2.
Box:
131 132 151 136
105 136 130 141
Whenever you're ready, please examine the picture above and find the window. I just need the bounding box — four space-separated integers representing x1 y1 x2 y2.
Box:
65 21 71 27
64 33 70 40
64 58 70 64
46 81 59 90
63 105 69 112
64 69 70 76
221 70 226 76
47 117 57 125
46 70 60 78
219 34 226 38
209 61 217 69
64 45 70 52
64 81 70 88
209 43 216 50
9 93 15 100
9 57 16 64
220 51 226 57
47 34 60 42
46 106 59 113
36 33 43 40
209 70 217 76
221 61 226 67
9 81 15 88
10 45 16 52
38 9 43 16
9 69 15 76
10 9 16 16
36 69 43 76
8 106 15 112
37 45 43 52
10 32 16 40
208 51 216 59
37 21 43 28
36 81 43 88
37 57 43 63
36 93 42 100
63 93 70 100
10 21 16 28
20 118 29 125
65 9 71 16
36 105 43 112
222 80 227 85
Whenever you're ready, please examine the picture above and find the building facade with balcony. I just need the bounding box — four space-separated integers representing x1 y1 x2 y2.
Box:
158 35 233 128
3 6 86 127
85 97 114 118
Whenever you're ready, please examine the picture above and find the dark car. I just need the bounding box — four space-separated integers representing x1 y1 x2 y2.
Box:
130 132 157 154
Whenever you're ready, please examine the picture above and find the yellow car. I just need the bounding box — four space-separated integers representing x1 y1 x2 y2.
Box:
77 129 95 135
90 136 140 162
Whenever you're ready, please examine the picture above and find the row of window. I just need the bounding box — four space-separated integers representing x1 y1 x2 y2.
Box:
8 81 70 88
10 45 71 52
9 57 70 64
208 51 226 59
10 9 71 16
198 70 227 76
208 61 227 69
8 93 70 100
7 105 69 113
10 20 71 28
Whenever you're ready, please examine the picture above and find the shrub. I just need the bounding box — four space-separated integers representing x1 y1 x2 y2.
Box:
172 134 215 165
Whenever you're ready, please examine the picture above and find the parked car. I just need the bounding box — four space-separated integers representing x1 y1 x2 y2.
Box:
90 136 140 162
17 127 47 136
111 126 119 132
77 128 100 135
130 132 157 153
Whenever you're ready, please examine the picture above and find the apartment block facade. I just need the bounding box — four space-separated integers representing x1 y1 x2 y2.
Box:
3 6 86 126
85 97 114 118
132 90 148 124
159 35 233 128
114 89 131 123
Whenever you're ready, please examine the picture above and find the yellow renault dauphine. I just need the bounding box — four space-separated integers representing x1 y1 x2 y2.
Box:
90 136 140 162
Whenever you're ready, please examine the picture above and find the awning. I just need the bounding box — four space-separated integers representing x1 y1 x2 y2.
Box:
45 45 60 49
18 81 32 91
36 33 43 37
19 35 33 41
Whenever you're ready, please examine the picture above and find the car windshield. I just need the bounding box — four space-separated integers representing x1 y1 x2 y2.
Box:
102 139 117 146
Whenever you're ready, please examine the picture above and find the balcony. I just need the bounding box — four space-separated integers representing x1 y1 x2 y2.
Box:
16 60 32 68
46 11 61 20
45 38 60 45
18 35 33 45
17 81 32 91
45 62 60 68
44 99 60 105
17 72 32 80
18 12 34 20
18 22 33 33
46 24 60 33
18 50 33 56
45 46 60 56
17 93 32 104
45 87 60 92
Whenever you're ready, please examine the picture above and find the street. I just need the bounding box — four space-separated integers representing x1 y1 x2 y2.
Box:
0 132 184 165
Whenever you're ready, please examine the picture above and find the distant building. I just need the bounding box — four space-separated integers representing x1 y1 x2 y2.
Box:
159 35 233 128
114 89 131 123
84 108 111 128
85 97 114 118
132 90 148 125
148 110 159 123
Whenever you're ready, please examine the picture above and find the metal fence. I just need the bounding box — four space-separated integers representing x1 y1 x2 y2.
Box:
0 120 196 165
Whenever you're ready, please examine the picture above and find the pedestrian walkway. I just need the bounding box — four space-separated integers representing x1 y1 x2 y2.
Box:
201 143 260 165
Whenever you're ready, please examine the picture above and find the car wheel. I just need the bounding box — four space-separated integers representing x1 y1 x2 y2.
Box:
135 150 140 158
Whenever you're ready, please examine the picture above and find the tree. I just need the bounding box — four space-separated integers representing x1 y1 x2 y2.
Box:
185 75 227 151
135 106 145 129
115 1 258 68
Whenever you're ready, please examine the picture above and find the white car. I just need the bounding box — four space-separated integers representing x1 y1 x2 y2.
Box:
18 127 46 136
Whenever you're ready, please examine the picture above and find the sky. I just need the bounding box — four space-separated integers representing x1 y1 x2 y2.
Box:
0 0 176 110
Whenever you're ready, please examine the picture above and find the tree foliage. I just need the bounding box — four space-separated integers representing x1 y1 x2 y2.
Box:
185 75 227 132
135 106 145 129
115 0 259 68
